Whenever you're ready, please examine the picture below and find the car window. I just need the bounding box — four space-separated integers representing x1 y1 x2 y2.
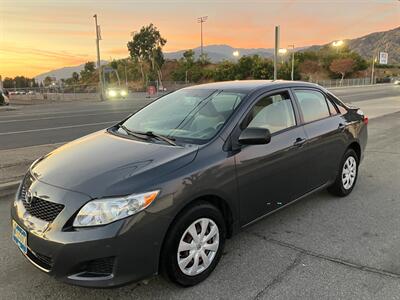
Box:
294 90 330 123
326 98 339 115
327 93 348 114
122 89 246 144
244 91 296 134
212 93 242 113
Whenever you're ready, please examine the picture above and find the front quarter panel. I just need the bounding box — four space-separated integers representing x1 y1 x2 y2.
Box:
145 138 239 233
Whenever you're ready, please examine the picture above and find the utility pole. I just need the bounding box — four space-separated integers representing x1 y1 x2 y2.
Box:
197 16 208 63
288 44 295 81
274 25 280 80
371 52 377 85
124 64 128 87
93 14 103 100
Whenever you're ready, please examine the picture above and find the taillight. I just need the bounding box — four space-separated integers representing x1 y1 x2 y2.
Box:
363 116 368 125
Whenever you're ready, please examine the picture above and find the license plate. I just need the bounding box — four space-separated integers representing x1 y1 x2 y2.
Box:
12 220 27 254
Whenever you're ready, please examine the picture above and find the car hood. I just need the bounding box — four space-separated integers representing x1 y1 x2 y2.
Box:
31 130 199 198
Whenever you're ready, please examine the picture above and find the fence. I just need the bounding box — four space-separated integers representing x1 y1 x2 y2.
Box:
308 76 397 88
5 77 397 103
308 77 374 88
6 81 191 103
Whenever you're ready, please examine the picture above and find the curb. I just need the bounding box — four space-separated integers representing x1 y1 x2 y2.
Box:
0 180 21 199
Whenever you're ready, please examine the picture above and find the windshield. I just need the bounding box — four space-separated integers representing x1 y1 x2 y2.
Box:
120 89 246 144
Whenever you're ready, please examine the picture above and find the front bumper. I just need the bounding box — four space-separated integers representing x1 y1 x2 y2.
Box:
11 175 171 288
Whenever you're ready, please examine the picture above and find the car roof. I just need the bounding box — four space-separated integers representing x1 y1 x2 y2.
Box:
186 80 322 93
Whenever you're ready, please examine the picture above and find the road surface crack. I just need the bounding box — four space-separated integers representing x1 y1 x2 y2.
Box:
251 231 400 279
253 252 303 300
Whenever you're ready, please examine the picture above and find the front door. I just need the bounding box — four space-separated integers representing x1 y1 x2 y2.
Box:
234 90 308 226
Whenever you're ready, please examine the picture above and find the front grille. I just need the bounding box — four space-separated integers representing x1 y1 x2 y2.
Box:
85 257 115 275
19 173 64 222
22 196 64 222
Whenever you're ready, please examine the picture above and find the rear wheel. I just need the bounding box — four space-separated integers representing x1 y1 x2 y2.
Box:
328 149 359 197
160 202 226 286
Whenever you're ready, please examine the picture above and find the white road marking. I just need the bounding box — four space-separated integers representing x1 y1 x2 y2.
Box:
0 121 118 136
0 111 129 123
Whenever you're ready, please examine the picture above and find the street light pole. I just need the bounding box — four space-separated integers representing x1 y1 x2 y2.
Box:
93 14 103 100
274 25 280 80
289 44 295 81
197 16 208 63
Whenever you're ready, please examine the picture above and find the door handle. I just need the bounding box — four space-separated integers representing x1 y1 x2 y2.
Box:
293 137 306 147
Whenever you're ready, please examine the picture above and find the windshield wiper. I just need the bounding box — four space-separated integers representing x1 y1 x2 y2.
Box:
140 131 177 146
118 124 148 141
118 125 177 146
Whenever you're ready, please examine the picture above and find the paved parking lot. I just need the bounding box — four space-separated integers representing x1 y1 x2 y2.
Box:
1 111 399 299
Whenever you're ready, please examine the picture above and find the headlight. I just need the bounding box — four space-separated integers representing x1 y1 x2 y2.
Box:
120 90 128 96
108 89 117 97
73 190 160 227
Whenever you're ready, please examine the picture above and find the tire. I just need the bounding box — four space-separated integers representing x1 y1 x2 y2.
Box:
328 148 359 197
160 202 226 286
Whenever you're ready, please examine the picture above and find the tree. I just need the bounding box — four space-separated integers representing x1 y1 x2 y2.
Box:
3 76 37 88
127 24 167 85
182 50 195 68
329 58 354 83
252 57 274 79
299 60 320 81
212 61 237 81
72 72 79 83
236 56 255 79
43 76 53 87
172 50 204 83
79 61 96 83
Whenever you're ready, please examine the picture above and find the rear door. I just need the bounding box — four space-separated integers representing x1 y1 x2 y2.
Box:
234 90 308 226
292 88 347 190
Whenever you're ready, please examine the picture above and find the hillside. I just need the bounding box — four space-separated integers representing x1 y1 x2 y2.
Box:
348 26 400 64
35 60 108 82
309 26 400 64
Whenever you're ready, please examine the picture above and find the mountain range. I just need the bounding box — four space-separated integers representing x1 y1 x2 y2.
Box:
308 26 400 64
34 26 400 81
35 60 108 83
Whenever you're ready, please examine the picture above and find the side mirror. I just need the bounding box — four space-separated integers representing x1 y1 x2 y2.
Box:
238 127 271 145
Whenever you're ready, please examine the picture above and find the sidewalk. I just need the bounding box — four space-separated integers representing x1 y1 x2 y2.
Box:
0 143 62 197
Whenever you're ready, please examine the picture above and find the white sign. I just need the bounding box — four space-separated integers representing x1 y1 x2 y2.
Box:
379 52 388 65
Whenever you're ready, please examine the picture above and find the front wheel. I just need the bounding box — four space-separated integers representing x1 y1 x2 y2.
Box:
328 149 359 197
160 202 226 286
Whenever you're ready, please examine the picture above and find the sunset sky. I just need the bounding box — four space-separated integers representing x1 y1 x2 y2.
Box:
0 0 399 78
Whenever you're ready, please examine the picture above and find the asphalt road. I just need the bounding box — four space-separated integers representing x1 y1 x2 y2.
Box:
0 84 399 150
0 111 399 299
330 83 399 102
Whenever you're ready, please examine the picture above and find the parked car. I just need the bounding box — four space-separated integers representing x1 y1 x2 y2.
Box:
0 88 10 105
11 80 368 288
